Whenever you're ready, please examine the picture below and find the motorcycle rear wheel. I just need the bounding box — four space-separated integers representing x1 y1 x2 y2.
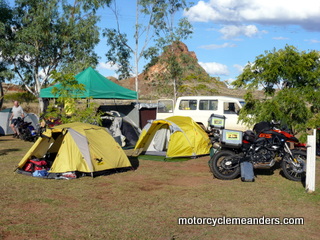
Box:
281 150 306 181
210 150 241 180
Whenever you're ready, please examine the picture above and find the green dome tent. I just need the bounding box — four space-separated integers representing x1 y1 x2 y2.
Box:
40 67 137 99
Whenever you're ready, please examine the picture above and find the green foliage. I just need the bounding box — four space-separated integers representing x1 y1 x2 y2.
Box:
233 45 320 138
0 0 110 112
183 73 218 83
0 0 15 86
103 28 132 80
233 45 320 93
178 83 218 96
59 99 102 125
50 71 85 102
44 71 102 125
194 84 207 91
165 51 183 86
4 92 37 103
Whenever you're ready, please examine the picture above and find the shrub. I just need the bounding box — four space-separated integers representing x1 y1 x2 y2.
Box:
4 92 36 103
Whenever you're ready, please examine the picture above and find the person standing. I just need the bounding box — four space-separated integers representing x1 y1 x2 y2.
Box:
9 100 25 138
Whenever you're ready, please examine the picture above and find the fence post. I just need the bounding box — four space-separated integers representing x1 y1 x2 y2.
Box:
306 129 316 193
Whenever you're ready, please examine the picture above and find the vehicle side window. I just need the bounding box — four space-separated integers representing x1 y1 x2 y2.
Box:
224 102 240 114
157 100 174 113
199 100 218 110
179 100 197 110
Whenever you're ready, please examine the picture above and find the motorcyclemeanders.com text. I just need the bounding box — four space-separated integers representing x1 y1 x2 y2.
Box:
177 216 304 227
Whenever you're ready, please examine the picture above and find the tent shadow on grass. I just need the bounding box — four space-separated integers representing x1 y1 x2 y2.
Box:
0 148 21 156
128 156 139 170
138 154 192 162
0 138 12 142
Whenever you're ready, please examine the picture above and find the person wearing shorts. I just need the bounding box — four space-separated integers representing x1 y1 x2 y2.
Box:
9 101 25 138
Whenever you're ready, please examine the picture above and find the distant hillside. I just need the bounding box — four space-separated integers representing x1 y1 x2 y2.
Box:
109 41 259 100
2 83 25 94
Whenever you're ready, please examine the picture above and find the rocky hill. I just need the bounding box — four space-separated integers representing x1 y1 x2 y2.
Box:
2 83 25 93
109 41 253 100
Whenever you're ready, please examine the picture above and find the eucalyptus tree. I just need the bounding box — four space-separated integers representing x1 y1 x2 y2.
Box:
103 0 193 100
0 0 14 109
0 0 111 112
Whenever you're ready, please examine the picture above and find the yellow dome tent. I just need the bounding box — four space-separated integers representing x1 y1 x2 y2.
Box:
134 116 211 159
16 122 132 178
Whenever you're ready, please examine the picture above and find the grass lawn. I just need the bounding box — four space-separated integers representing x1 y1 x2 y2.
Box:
0 135 319 240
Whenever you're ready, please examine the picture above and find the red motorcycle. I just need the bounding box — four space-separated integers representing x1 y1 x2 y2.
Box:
209 121 306 181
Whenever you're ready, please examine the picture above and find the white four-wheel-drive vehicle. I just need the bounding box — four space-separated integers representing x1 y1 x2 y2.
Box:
156 96 248 131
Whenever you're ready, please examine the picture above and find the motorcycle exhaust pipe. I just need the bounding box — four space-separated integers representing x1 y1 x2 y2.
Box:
253 159 275 169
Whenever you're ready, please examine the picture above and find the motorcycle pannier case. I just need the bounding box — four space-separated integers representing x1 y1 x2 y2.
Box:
208 114 226 129
221 129 243 147
240 161 255 182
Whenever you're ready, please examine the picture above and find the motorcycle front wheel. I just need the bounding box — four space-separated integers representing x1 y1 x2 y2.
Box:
281 150 306 181
210 150 241 180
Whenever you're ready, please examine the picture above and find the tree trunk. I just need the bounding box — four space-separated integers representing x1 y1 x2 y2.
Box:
173 78 177 105
134 0 139 100
38 97 44 115
0 82 3 110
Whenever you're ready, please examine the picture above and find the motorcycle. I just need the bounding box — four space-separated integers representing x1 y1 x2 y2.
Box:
15 117 38 142
38 115 62 136
208 117 306 181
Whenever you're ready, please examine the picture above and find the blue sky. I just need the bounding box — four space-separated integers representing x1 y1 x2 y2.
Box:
95 0 320 86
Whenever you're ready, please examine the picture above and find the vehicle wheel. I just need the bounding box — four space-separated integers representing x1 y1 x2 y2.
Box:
210 150 241 180
281 150 306 181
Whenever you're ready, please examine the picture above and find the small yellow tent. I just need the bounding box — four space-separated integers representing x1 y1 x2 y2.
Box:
134 116 211 158
16 122 132 178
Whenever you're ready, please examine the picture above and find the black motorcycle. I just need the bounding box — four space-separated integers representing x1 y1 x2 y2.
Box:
15 117 38 142
208 118 306 181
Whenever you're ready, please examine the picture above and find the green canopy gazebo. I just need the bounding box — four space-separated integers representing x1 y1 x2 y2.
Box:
40 67 137 99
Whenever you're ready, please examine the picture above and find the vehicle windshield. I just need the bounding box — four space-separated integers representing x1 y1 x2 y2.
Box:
239 101 245 107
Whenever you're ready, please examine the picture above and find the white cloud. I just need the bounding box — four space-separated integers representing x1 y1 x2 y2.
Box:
98 62 119 71
219 25 265 39
111 73 119 78
199 62 229 75
224 78 236 87
185 0 320 31
38 68 48 79
233 64 244 73
199 42 237 49
184 1 221 22
305 39 320 43
273 36 290 40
